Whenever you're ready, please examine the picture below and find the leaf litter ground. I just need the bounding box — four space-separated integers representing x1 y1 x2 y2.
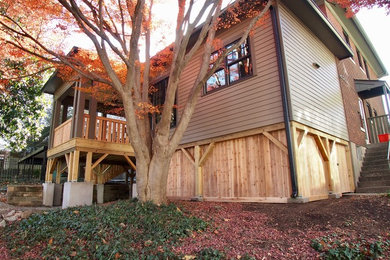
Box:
0 195 389 259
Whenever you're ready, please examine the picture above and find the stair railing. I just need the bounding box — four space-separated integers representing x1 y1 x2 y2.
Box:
387 141 390 168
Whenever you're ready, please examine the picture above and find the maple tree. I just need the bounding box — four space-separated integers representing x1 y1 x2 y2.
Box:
332 0 390 15
0 0 273 204
0 0 384 204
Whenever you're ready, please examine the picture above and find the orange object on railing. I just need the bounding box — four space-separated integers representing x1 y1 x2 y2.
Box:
378 133 390 143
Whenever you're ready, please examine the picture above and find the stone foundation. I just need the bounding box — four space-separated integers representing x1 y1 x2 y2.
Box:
7 185 43 207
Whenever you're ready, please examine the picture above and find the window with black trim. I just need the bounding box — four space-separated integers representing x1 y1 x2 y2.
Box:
342 30 350 46
205 38 252 94
364 59 370 79
357 49 363 68
151 77 177 128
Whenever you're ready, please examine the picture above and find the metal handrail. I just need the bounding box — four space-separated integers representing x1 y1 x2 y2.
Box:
387 140 390 161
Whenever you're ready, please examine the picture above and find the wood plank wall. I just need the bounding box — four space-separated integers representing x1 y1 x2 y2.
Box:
292 121 354 201
167 128 291 202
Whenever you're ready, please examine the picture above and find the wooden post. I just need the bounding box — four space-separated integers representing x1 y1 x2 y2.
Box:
74 87 86 138
88 97 97 139
71 150 80 182
49 100 62 148
56 160 62 184
85 152 93 182
70 82 79 139
67 152 74 182
194 145 202 198
61 104 69 123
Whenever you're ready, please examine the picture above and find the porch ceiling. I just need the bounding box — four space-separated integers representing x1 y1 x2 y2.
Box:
355 79 390 99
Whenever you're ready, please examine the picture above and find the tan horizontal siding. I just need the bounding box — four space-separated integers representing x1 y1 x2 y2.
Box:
177 13 283 144
279 4 348 140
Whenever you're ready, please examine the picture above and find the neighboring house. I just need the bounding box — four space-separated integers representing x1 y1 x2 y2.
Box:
41 0 388 208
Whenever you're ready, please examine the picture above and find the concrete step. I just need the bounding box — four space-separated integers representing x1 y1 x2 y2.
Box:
359 175 390 182
362 160 389 170
361 164 390 172
366 143 388 149
356 186 390 193
360 171 390 178
358 180 390 188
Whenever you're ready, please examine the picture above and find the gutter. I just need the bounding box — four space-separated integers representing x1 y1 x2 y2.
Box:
270 5 298 198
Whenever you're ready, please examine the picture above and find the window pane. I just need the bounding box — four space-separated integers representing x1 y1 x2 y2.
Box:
206 70 226 92
229 58 252 83
226 40 249 64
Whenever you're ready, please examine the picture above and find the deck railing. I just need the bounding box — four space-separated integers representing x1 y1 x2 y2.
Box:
52 115 129 147
367 114 390 144
53 118 72 147
84 115 129 143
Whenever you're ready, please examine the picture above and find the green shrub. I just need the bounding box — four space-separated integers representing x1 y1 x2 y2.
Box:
1 200 208 259
311 235 390 260
195 247 226 259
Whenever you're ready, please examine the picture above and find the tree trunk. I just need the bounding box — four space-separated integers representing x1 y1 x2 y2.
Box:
136 153 172 205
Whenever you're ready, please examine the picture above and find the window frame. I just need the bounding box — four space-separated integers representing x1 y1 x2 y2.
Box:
204 37 253 95
150 77 177 129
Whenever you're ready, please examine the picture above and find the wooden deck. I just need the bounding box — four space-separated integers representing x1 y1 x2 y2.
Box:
46 115 135 185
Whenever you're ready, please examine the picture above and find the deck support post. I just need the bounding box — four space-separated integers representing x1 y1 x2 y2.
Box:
194 146 202 200
96 184 104 204
85 152 93 182
88 96 97 139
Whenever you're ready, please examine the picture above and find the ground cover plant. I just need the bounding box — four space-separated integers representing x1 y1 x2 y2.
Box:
1 195 390 259
1 200 208 259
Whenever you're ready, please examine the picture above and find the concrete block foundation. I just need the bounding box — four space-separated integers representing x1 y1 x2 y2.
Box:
62 182 94 209
42 183 55 206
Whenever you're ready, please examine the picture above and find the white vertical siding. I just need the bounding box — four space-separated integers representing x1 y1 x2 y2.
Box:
279 4 349 140
178 14 284 144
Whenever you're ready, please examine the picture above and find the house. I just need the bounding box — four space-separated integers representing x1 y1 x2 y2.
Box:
41 0 388 208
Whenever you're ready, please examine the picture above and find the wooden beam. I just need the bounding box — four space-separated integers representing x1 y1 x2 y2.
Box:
199 142 215 166
85 152 93 182
92 153 109 170
297 129 308 148
263 131 288 154
71 150 80 181
67 152 73 182
180 148 195 165
55 160 62 184
88 97 97 139
291 121 348 146
123 155 136 170
314 135 329 161
194 146 203 198
179 122 285 149
101 165 112 176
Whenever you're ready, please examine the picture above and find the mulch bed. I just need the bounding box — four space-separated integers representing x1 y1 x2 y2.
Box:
1 195 389 259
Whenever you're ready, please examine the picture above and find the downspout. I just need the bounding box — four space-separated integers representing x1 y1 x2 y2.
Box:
270 5 298 198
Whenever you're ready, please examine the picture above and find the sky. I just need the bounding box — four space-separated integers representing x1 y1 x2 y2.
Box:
357 7 390 83
1 3 389 151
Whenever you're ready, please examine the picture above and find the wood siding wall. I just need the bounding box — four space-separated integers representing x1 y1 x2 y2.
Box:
291 122 354 200
278 4 349 140
178 13 284 144
167 126 292 202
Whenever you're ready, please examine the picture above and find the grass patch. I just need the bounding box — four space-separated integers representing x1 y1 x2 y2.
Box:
311 234 390 260
1 200 208 259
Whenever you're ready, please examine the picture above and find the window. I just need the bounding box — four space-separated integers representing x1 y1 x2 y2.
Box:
358 98 367 131
205 38 252 94
342 30 350 46
364 59 370 79
356 49 363 68
151 77 177 128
